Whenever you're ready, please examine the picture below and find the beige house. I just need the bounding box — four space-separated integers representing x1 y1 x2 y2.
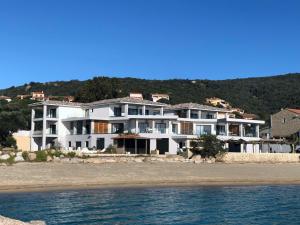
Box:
13 130 31 151
205 97 230 108
271 108 300 138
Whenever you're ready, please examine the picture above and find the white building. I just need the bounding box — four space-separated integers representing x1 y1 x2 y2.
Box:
29 97 265 154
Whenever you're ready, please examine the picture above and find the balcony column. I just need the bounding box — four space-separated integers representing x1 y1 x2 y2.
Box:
239 124 243 137
256 125 259 138
142 105 146 115
160 107 164 116
152 120 155 133
198 110 201 119
187 109 191 119
124 104 129 116
135 119 139 133
225 123 229 136
168 121 172 134
42 104 47 150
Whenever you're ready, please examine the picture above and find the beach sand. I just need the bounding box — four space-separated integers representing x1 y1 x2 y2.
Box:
0 162 300 192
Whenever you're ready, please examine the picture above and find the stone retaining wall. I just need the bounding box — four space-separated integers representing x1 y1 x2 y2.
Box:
220 153 300 163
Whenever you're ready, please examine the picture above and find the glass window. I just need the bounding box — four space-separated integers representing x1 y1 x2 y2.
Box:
138 122 148 133
195 125 211 135
111 123 124 133
216 125 226 135
76 121 83 134
155 123 166 133
114 107 121 116
128 108 138 115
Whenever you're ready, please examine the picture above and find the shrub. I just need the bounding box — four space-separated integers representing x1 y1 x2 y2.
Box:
190 134 227 158
22 151 29 161
48 149 62 158
35 151 47 162
67 152 76 158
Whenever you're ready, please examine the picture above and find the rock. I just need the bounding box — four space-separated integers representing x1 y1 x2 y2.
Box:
134 158 143 162
9 152 16 157
59 154 64 158
46 156 53 162
30 221 46 225
16 152 23 157
0 150 2 155
0 215 46 224
28 153 36 161
0 154 10 160
15 155 25 162
53 156 60 162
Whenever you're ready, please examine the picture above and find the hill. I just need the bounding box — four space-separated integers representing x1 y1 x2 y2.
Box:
1 73 300 122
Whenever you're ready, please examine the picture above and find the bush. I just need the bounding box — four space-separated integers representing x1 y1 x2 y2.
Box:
67 152 76 158
35 151 47 162
48 149 62 158
191 134 227 158
22 151 29 161
0 156 15 165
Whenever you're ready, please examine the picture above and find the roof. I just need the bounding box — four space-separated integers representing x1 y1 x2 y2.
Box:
0 95 11 99
167 102 230 112
287 108 300 114
87 97 167 107
29 97 167 108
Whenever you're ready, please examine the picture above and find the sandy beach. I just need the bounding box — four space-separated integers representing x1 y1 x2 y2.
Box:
0 162 300 192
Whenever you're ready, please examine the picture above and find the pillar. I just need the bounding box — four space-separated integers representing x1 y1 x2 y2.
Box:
124 104 128 116
142 105 146 115
160 107 164 116
187 109 191 119
225 123 229 136
42 104 47 150
239 124 243 137
135 119 139 133
256 124 260 137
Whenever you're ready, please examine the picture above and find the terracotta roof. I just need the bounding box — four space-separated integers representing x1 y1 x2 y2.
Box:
287 108 300 114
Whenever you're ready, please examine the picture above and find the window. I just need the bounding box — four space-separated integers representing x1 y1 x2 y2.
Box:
128 108 138 115
76 121 83 134
138 122 148 133
85 121 91 134
85 141 89 148
216 125 226 135
195 125 211 135
68 141 72 147
145 110 149 115
76 141 81 149
172 124 178 134
70 122 74 134
111 123 124 133
190 111 199 119
94 121 108 134
114 107 121 116
282 118 286 124
155 123 166 133
49 124 56 134
49 108 57 118
180 122 193 135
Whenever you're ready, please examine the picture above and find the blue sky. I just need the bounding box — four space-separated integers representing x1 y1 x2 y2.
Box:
0 0 300 88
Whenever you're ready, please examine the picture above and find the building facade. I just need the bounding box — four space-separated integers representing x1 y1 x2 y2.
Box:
30 97 265 154
271 108 300 138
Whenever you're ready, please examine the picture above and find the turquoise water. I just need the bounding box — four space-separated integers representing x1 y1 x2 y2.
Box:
0 185 299 224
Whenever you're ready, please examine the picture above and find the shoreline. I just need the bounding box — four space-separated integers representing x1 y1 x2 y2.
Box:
0 162 300 193
1 180 300 194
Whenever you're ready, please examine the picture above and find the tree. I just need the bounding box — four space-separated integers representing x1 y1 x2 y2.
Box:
190 134 226 158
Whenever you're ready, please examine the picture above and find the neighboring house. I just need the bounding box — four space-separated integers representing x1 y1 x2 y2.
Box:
271 108 300 138
29 96 265 154
205 97 230 108
17 94 31 100
151 93 170 102
13 130 31 151
31 91 45 101
0 95 12 102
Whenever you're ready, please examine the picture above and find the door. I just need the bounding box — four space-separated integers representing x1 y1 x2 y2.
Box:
156 138 169 155
96 138 105 150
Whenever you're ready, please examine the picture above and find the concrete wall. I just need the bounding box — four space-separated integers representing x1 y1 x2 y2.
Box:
271 109 300 137
13 130 31 151
220 152 300 163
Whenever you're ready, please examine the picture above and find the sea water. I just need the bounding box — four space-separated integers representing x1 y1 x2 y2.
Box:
0 185 299 225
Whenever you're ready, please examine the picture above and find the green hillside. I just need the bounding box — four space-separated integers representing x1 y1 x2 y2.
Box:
1 73 300 122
